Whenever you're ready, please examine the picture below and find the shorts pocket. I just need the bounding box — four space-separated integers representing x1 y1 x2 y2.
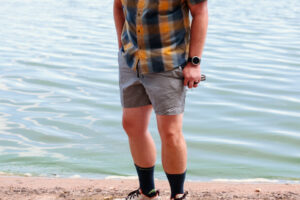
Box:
167 66 184 80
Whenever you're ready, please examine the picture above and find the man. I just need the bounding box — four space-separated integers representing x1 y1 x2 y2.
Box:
113 0 208 199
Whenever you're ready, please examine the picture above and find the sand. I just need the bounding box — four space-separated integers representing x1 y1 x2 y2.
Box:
0 175 299 200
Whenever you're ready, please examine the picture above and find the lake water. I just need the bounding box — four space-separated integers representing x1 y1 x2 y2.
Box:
0 0 299 183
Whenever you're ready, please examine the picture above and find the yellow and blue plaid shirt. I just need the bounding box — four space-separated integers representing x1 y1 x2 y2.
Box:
120 0 207 74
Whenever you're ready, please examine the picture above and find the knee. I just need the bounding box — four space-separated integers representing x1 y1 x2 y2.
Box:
122 117 134 135
160 129 184 148
122 117 145 138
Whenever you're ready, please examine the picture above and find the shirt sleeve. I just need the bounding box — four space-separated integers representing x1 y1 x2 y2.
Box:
187 0 207 5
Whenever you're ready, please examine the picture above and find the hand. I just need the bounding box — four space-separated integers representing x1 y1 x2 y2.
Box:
183 63 202 89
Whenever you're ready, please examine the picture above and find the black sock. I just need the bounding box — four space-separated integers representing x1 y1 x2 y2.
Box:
134 163 156 197
166 170 186 198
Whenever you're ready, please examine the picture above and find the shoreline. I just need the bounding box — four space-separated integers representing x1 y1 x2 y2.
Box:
0 175 300 200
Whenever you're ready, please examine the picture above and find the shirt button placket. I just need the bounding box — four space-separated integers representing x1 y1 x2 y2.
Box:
137 10 142 50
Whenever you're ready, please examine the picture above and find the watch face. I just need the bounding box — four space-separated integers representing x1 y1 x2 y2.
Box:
192 56 200 65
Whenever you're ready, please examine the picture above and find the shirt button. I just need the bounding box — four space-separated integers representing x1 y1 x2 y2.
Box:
138 29 141 33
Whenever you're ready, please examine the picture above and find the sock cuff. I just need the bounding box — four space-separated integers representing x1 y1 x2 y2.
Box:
165 169 187 176
134 163 155 171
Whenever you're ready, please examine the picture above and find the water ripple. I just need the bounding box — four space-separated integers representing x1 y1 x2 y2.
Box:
0 0 299 181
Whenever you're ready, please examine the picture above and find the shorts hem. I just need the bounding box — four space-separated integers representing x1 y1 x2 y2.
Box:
122 102 152 109
155 107 185 116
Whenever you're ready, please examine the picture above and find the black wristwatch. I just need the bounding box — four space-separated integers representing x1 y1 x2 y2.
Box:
187 56 201 66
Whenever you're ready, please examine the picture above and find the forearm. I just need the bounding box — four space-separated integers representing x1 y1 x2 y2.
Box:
113 0 125 49
188 6 208 59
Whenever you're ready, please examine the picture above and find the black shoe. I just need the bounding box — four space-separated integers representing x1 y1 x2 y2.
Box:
123 188 160 200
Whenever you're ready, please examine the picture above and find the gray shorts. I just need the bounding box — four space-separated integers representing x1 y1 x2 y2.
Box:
118 50 187 115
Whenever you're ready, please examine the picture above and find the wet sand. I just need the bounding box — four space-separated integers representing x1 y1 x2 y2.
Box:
0 175 299 200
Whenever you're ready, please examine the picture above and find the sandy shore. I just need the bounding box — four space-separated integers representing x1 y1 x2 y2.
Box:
0 176 299 200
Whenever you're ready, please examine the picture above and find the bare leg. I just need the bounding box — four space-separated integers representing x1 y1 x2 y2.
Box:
122 105 156 167
156 113 187 174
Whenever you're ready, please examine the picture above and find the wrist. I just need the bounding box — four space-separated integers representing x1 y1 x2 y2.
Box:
185 62 200 68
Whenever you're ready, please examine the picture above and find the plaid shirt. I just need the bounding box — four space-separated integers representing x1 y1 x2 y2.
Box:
120 0 207 74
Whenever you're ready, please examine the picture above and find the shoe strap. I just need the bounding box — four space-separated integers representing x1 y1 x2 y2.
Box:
125 189 141 200
174 191 188 200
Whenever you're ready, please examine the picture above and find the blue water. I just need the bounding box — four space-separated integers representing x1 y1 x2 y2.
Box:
0 0 299 183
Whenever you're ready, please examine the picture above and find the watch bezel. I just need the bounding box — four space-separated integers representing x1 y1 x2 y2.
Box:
192 56 201 65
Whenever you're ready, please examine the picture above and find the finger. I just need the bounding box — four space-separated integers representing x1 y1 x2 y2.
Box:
183 77 188 86
193 80 199 87
188 80 194 89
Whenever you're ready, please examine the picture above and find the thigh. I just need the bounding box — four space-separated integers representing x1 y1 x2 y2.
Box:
142 67 187 115
122 105 153 134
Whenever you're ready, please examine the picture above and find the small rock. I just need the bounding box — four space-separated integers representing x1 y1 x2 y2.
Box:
203 193 211 197
95 188 102 192
59 193 66 198
33 189 39 194
55 186 64 190
288 191 296 195
255 188 261 192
